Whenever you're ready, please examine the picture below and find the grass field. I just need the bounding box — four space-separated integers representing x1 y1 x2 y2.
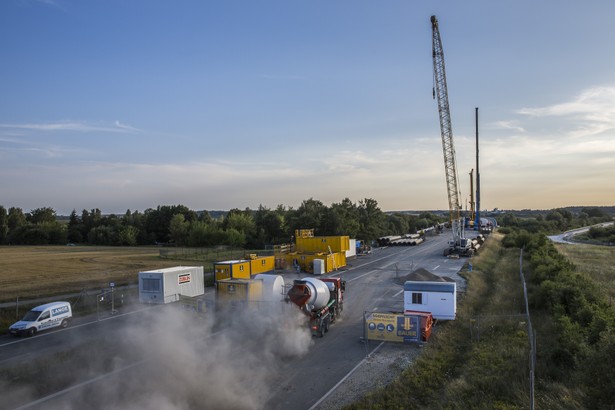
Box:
555 243 615 303
0 245 201 302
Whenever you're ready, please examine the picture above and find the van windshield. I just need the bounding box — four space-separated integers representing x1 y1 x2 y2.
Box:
22 310 42 322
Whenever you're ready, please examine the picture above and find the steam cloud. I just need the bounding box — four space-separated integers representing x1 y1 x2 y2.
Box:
2 302 313 410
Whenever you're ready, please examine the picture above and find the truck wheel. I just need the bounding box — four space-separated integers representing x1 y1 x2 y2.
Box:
26 327 36 337
61 319 69 328
324 319 329 333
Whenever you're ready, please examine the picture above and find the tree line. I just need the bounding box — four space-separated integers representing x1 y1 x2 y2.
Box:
497 207 613 237
0 198 444 248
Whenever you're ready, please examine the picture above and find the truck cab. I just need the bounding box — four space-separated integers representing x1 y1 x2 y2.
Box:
9 301 72 337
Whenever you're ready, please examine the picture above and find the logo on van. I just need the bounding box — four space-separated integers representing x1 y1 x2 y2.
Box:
51 306 69 316
178 273 191 285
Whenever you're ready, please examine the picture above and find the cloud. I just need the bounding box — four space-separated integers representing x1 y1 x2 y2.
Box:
0 136 84 158
517 85 615 138
20 0 64 8
0 120 142 134
491 120 525 133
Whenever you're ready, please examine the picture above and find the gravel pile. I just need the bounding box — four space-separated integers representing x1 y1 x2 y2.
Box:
314 342 423 409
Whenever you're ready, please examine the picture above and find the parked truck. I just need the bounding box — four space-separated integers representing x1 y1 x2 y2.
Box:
287 277 345 337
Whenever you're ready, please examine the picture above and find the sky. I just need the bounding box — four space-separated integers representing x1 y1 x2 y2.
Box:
1 0 615 215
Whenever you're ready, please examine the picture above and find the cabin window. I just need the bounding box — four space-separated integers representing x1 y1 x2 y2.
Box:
142 278 161 292
412 292 424 305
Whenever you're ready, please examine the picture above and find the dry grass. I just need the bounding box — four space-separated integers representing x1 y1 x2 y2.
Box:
555 243 615 302
0 246 201 302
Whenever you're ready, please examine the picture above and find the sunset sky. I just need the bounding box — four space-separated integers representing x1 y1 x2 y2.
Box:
2 0 614 215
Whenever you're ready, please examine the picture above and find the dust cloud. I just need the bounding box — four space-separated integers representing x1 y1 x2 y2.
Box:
2 302 313 410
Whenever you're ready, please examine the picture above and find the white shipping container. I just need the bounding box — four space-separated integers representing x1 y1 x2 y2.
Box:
139 266 204 304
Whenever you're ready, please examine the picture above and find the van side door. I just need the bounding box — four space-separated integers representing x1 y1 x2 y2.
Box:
36 310 52 330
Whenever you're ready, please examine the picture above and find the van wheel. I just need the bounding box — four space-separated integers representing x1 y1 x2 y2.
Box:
26 328 36 337
61 319 69 328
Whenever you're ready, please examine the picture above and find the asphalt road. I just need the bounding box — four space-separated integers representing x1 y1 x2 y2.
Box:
548 222 613 244
0 231 470 410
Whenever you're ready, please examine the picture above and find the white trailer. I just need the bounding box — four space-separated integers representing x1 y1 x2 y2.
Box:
403 268 457 320
139 266 204 304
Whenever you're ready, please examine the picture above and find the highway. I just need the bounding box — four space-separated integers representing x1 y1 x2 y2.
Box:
0 231 470 410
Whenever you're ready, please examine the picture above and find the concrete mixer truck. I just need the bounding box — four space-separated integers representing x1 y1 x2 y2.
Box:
287 277 345 337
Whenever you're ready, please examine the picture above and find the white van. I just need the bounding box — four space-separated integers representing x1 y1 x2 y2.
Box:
9 301 72 337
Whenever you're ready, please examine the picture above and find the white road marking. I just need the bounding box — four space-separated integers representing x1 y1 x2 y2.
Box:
309 342 385 410
14 360 147 410
346 270 378 282
0 305 162 348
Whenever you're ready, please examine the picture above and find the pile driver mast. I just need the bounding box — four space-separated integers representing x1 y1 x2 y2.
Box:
469 169 475 227
430 15 472 256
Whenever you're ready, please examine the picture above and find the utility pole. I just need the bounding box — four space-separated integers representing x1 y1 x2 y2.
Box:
475 107 481 230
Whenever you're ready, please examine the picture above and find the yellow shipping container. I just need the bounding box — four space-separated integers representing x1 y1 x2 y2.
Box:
214 260 251 281
215 279 263 304
286 251 347 273
295 236 350 253
250 255 275 276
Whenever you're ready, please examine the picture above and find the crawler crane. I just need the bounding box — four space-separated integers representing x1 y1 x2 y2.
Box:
431 15 473 257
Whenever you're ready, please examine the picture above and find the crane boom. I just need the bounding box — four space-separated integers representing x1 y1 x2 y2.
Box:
431 15 472 256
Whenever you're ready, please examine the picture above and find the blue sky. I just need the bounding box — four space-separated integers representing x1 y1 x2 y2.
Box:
1 0 615 215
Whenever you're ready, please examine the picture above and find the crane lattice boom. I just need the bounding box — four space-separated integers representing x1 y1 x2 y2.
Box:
431 15 469 254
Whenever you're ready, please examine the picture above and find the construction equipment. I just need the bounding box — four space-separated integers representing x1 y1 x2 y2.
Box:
287 277 345 337
431 15 473 257
468 169 475 228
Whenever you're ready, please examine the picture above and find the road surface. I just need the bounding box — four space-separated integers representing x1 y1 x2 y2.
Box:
0 231 470 410
548 222 613 244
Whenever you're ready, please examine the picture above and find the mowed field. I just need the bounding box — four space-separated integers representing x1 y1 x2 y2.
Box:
0 246 200 302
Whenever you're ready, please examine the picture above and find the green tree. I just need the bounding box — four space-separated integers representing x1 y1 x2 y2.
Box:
88 225 116 245
27 207 56 224
144 204 195 244
357 198 385 242
387 213 410 235
188 221 221 247
254 205 285 245
169 214 189 245
288 198 328 234
11 225 48 245
0 206 8 244
67 209 82 243
328 198 360 237
118 225 139 246
81 208 102 241
224 211 256 236
222 227 246 248
7 207 26 231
